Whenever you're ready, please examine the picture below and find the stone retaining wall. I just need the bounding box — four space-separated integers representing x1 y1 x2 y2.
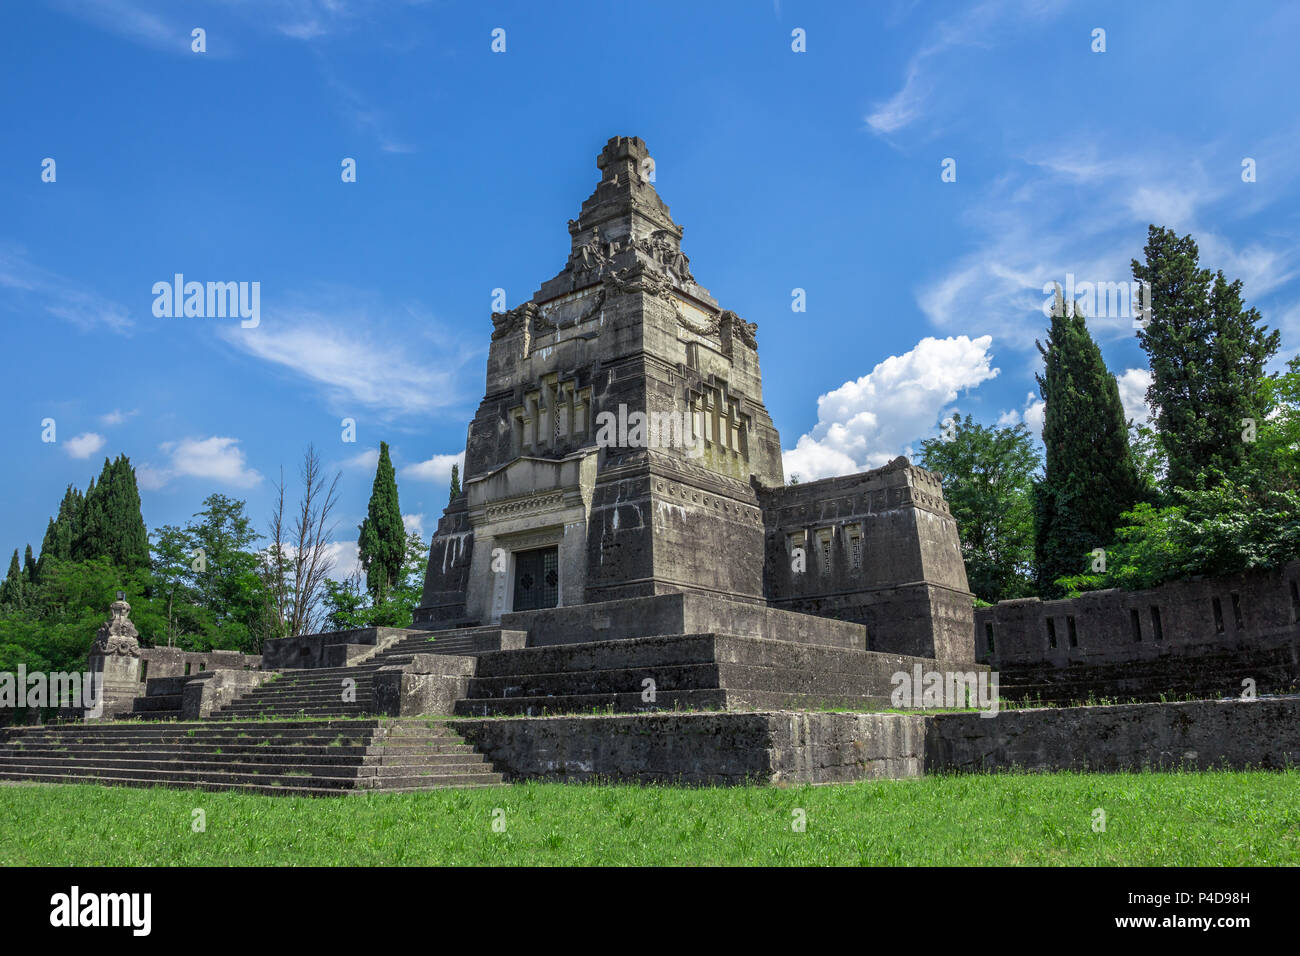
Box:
453 697 1300 785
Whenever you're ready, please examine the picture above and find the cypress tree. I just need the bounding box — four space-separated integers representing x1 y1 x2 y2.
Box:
1132 226 1280 490
1034 290 1143 595
53 485 83 560
0 550 23 609
357 442 405 601
36 518 57 583
73 471 103 562
22 545 35 585
36 485 81 582
105 455 150 569
449 463 461 503
73 456 149 569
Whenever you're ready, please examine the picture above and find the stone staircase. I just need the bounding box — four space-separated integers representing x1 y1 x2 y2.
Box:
0 718 503 794
207 627 518 721
452 632 917 716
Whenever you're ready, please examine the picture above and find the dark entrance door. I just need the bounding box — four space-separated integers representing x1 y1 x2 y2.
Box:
512 547 559 611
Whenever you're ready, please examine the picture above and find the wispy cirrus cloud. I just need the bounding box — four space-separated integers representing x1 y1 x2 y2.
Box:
917 137 1300 356
216 294 480 419
865 0 1068 138
0 244 133 333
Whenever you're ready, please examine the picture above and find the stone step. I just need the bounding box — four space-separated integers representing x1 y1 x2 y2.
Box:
0 717 504 794
454 688 729 717
210 707 378 719
0 769 362 797
469 632 914 680
131 694 183 711
0 718 393 735
127 709 182 720
0 767 502 794
0 742 478 760
464 658 901 704
0 755 493 777
225 692 378 705
467 663 721 699
356 772 504 789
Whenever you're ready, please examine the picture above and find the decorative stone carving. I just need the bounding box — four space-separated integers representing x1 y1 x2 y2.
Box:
719 310 758 350
92 598 140 657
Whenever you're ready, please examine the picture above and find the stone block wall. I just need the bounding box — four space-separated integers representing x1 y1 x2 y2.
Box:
976 560 1300 668
927 697 1300 772
759 458 975 661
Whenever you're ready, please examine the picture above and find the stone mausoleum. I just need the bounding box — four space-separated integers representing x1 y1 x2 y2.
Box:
416 135 974 664
4 136 1296 795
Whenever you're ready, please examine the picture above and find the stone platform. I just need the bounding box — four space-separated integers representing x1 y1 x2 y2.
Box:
9 697 1292 795
0 718 504 795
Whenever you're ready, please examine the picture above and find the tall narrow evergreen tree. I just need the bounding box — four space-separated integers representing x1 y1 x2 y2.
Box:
35 518 57 583
1034 290 1144 595
22 545 36 585
357 442 405 602
448 463 461 503
73 470 103 562
0 550 24 609
36 485 82 582
74 455 149 569
1132 226 1280 490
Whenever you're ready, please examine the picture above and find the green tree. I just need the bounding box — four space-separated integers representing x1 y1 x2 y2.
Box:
1132 226 1280 490
1060 357 1300 594
73 456 149 570
37 485 84 581
1034 291 1144 595
325 532 428 630
919 415 1041 603
357 442 405 602
22 545 36 586
0 550 24 610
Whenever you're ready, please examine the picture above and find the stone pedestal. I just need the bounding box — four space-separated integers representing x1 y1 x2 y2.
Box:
86 598 141 719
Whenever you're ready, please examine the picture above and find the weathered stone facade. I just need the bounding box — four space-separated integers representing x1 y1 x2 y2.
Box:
415 136 974 663
975 559 1300 702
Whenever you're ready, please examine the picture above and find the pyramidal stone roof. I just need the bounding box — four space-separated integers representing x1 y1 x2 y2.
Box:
533 136 717 307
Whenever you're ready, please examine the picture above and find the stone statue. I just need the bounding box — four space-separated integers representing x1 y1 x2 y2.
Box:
92 596 140 658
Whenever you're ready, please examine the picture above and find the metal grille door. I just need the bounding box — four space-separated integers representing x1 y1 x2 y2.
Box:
512 547 559 611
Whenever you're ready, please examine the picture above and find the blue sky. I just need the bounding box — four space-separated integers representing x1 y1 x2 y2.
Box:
2 0 1298 575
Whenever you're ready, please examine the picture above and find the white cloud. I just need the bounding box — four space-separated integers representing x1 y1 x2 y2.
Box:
64 432 107 459
48 0 183 52
218 311 473 417
402 513 426 541
400 451 464 486
0 244 133 333
782 336 999 481
993 391 1045 438
1115 368 1153 426
1022 394 1046 437
866 63 927 135
139 436 262 490
1197 235 1300 300
322 540 361 581
913 145 1259 352
864 0 1066 138
342 448 380 471
99 408 138 426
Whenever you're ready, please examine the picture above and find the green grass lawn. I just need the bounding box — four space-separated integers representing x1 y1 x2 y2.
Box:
1 770 1296 866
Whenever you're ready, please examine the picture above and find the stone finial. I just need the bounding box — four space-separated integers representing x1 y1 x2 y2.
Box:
92 596 140 657
597 136 650 182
